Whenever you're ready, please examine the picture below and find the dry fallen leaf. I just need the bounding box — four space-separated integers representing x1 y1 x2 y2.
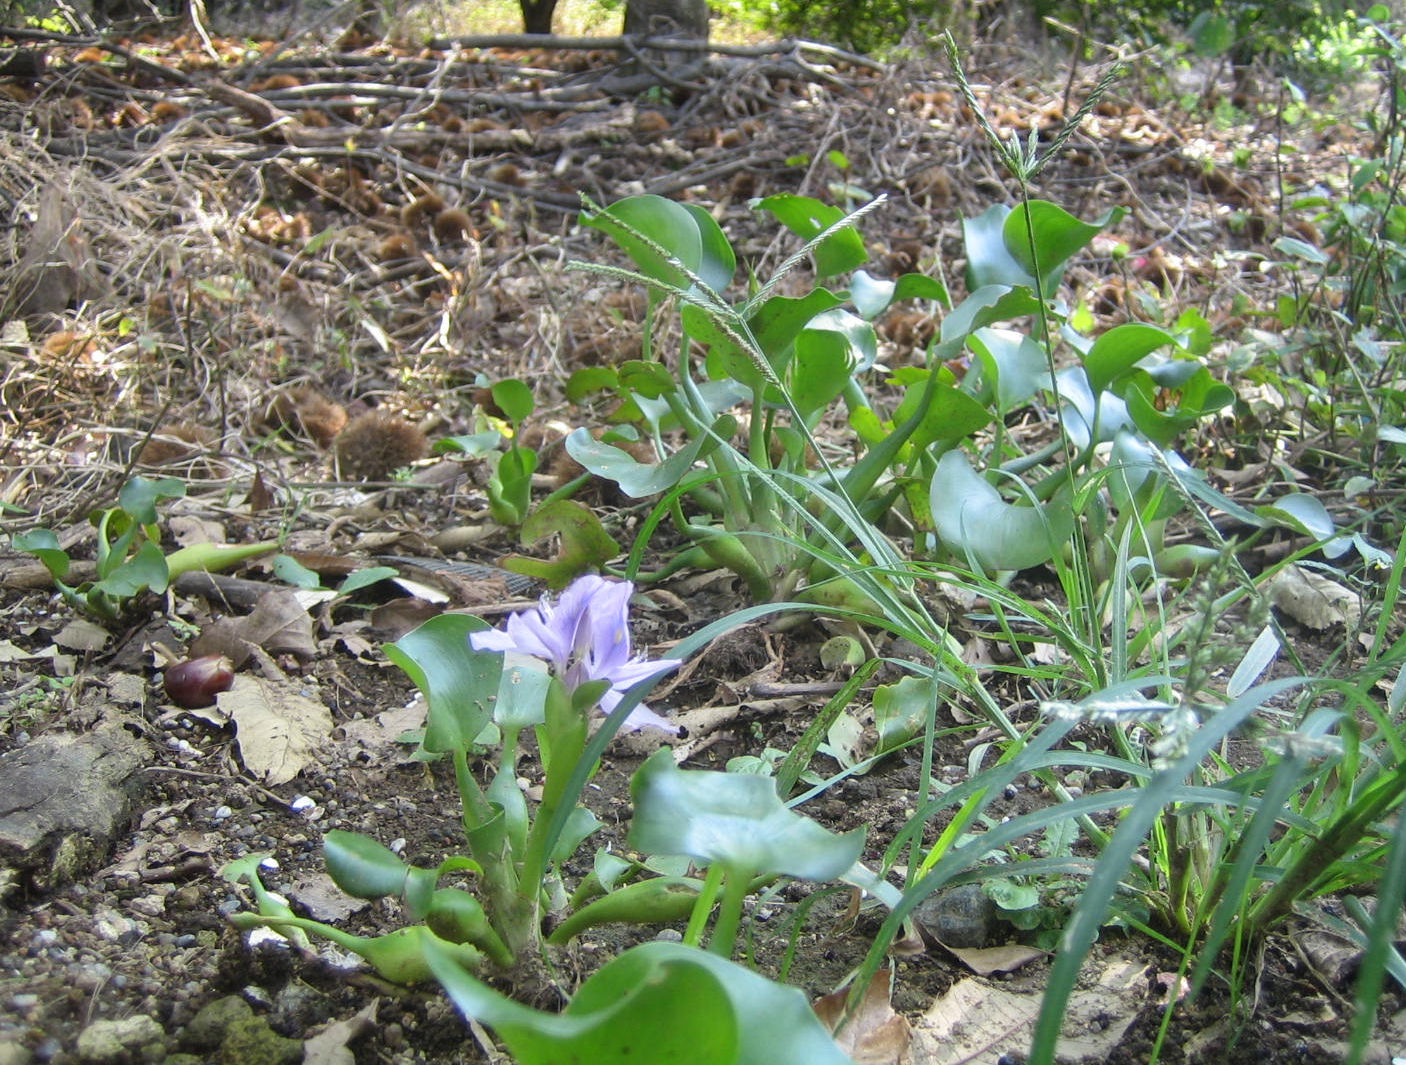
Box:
907 959 1146 1065
192 587 320 665
937 940 1046 976
217 674 333 785
302 1001 378 1065
812 969 912 1065
53 617 110 652
335 701 424 757
1266 564 1360 630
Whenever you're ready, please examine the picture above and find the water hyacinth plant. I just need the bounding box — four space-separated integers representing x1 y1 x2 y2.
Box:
469 573 682 733
223 574 877 1063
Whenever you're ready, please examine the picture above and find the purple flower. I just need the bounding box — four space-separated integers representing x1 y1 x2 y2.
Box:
470 575 682 732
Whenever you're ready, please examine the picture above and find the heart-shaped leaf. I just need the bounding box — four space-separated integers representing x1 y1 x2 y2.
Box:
584 195 735 294
118 475 185 525
628 749 865 880
502 498 619 589
1082 322 1178 395
426 937 855 1065
323 829 410 899
965 327 1047 413
756 194 867 279
565 416 735 497
930 451 1075 572
384 613 500 754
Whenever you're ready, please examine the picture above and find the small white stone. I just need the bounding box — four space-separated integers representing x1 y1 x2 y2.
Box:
246 927 290 950
289 795 315 813
213 805 233 821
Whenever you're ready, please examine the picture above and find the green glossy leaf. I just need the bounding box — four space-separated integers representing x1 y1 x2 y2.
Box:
384 613 500 754
749 290 844 362
1256 493 1336 540
690 304 765 389
791 328 854 420
272 553 324 589
584 195 735 294
965 327 1047 413
13 529 70 581
1005 202 1120 292
850 270 896 319
873 675 936 755
1083 322 1178 395
891 378 992 451
564 415 735 498
98 540 169 597
805 307 877 374
930 451 1075 571
891 271 950 308
934 285 1041 359
427 938 855 1065
488 446 537 526
1122 366 1234 447
490 379 535 425
339 566 399 595
118 475 185 526
323 830 410 899
433 431 501 457
756 194 867 279
965 202 1121 294
491 659 551 730
617 360 676 399
565 366 620 403
502 498 619 590
551 805 602 863
629 749 865 880
964 204 1031 291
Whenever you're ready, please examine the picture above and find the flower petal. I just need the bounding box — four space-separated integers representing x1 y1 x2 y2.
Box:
598 686 680 734
583 579 635 671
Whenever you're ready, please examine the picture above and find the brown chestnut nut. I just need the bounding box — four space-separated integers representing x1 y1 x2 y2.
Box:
164 654 235 708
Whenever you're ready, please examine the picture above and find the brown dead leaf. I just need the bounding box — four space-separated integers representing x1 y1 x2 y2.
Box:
302 1001 378 1065
812 970 912 1065
217 674 333 785
907 959 1146 1065
335 701 424 757
192 587 318 665
368 598 441 640
249 471 275 513
1267 564 1360 630
53 617 110 652
936 941 1047 976
167 514 226 547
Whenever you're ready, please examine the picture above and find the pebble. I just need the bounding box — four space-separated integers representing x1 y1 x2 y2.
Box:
73 964 113 991
31 1038 60 1063
129 895 166 918
184 995 252 1051
8 994 37 1011
75 1014 163 1063
915 883 999 948
0 1037 32 1065
213 806 233 821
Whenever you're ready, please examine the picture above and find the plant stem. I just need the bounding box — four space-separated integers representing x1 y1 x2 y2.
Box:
708 866 752 958
684 863 726 948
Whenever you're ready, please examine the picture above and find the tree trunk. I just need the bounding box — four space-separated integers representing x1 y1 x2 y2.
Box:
623 0 710 40
519 0 557 34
